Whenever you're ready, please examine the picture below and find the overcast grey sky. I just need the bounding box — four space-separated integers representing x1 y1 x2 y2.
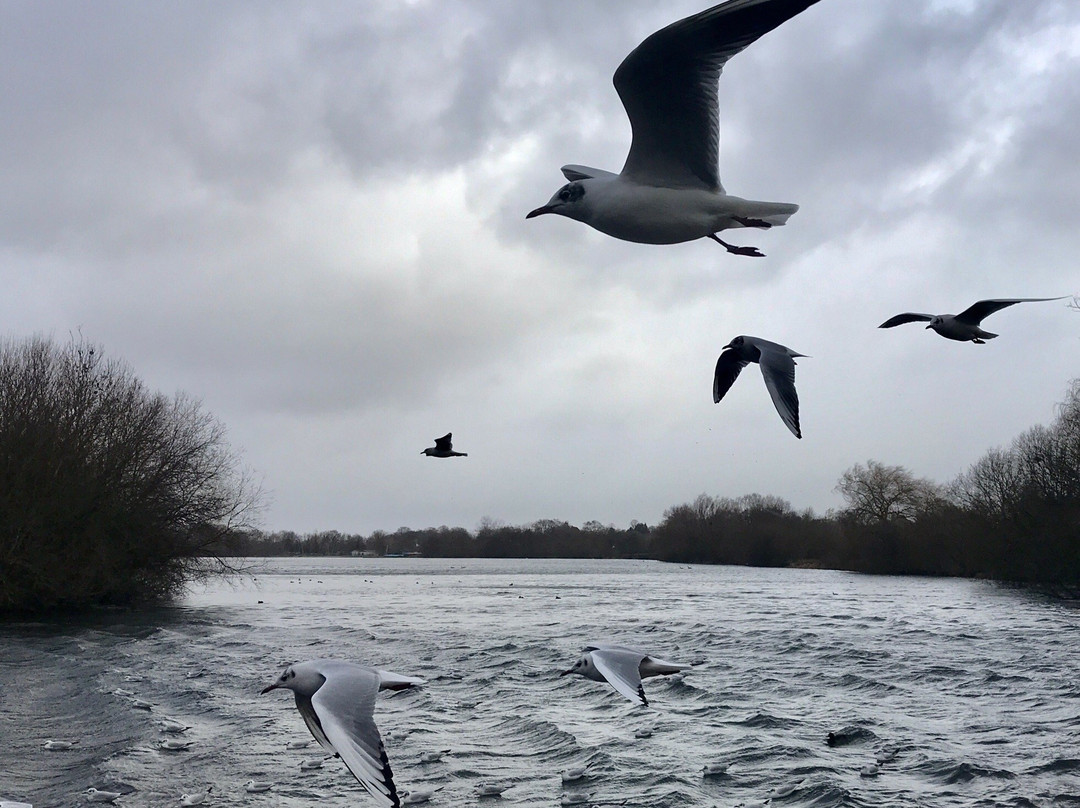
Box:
2 0 1078 534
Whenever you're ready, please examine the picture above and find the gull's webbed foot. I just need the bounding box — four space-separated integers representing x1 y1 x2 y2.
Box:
708 234 765 257
732 216 773 229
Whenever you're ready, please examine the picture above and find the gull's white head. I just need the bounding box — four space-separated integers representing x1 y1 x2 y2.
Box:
527 181 589 222
560 652 599 679
261 661 322 696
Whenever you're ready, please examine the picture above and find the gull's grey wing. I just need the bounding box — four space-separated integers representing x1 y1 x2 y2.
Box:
615 0 820 190
295 691 336 753
756 343 801 439
878 312 934 328
588 647 649 706
561 165 619 182
311 664 400 808
713 349 749 403
955 297 1068 325
433 434 453 451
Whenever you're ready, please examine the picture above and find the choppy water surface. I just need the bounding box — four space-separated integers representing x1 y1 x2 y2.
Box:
4 559 1080 808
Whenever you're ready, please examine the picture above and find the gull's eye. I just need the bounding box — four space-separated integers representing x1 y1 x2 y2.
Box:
558 184 584 203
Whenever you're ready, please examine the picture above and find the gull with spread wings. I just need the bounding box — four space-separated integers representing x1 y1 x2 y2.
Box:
878 297 1068 344
527 0 822 256
561 645 691 707
713 335 807 439
263 660 425 808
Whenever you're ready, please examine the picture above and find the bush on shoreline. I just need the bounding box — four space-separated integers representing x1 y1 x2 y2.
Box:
0 337 260 613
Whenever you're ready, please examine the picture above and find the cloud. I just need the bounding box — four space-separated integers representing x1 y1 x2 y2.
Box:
1 0 1078 533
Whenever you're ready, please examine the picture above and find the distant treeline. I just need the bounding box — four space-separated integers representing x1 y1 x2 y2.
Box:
237 380 1080 585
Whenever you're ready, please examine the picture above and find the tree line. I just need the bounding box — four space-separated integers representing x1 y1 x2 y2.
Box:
239 378 1080 585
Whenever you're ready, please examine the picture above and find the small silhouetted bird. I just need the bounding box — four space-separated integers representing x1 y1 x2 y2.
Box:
422 433 468 458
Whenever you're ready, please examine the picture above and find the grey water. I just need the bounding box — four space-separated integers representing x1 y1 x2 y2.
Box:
3 558 1080 808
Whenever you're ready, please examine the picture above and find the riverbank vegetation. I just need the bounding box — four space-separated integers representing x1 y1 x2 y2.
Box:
238 379 1080 585
0 337 260 613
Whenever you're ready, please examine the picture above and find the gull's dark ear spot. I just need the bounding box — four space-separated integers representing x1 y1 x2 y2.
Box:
557 183 585 203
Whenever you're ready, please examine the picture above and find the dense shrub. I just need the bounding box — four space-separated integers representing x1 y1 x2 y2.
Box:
0 337 260 612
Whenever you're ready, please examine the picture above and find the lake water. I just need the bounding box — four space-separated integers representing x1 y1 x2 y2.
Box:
3 558 1079 808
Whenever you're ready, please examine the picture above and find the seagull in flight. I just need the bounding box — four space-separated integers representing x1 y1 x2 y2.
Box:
713 335 806 438
262 660 425 808
421 433 468 458
878 297 1068 343
526 0 821 256
561 644 691 707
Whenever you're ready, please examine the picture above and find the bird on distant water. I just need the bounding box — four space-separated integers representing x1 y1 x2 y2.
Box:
561 644 691 706
422 433 468 458
527 0 822 256
878 297 1068 343
262 659 425 808
713 335 807 439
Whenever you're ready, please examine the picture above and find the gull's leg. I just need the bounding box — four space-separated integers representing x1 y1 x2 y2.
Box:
972 338 985 344
708 233 764 257
732 216 773 229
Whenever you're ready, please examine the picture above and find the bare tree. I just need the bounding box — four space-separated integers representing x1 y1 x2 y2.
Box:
0 336 261 612
835 460 941 524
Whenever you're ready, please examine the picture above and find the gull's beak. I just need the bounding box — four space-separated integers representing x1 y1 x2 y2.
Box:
526 205 553 219
260 682 279 694
559 668 574 676
925 325 932 329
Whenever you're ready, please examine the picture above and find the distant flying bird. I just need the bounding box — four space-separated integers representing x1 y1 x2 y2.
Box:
527 0 821 256
262 660 425 808
878 297 1068 343
713 335 806 439
421 433 467 458
561 644 691 707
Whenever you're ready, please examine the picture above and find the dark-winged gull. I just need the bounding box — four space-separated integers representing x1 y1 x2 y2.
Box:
527 0 822 256
878 297 1068 343
713 335 806 439
262 660 425 808
421 433 468 458
560 644 691 707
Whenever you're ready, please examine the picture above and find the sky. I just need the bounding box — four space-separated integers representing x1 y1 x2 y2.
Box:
2 0 1079 535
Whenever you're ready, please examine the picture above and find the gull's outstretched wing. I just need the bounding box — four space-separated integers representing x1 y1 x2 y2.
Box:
433 434 453 451
878 313 934 328
311 663 400 808
756 341 801 439
955 297 1067 325
587 646 649 706
615 0 820 190
713 348 749 403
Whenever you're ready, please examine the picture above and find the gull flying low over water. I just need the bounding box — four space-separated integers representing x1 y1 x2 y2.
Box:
262 659 425 808
561 644 691 706
421 433 468 458
878 297 1068 343
527 0 821 256
713 335 806 439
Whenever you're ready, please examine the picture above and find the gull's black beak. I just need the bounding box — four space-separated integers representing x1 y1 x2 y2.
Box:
925 325 932 329
526 205 553 219
559 668 573 676
260 683 278 694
